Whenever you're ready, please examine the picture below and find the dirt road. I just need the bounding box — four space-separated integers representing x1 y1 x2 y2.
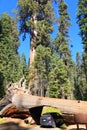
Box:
0 118 86 130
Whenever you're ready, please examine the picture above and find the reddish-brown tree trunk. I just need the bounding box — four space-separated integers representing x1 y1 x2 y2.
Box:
29 14 37 66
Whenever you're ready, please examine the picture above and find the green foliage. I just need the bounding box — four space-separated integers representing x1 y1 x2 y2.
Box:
42 106 61 115
0 13 29 97
34 45 51 76
55 0 71 65
77 0 87 82
32 45 51 96
17 0 54 47
0 13 20 85
16 0 87 101
50 0 74 99
49 53 69 98
74 52 87 100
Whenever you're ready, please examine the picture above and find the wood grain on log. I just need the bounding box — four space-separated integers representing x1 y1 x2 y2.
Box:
12 94 87 114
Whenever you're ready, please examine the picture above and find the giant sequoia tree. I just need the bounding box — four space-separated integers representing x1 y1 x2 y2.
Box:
77 0 87 82
17 0 54 66
16 0 55 95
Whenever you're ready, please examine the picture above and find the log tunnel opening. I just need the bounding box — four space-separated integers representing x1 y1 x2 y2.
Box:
29 106 43 125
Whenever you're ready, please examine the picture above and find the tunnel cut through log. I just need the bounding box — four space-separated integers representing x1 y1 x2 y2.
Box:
29 106 43 125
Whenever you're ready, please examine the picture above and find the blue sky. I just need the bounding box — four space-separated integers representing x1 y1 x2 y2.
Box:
0 0 83 63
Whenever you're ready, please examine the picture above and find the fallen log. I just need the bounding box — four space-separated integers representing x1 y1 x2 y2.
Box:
1 78 87 128
12 93 87 127
12 93 87 114
0 78 30 119
0 103 29 119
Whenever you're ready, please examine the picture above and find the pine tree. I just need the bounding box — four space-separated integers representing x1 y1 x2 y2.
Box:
0 13 20 89
53 0 73 98
74 52 87 100
55 0 71 65
77 0 87 82
49 53 69 98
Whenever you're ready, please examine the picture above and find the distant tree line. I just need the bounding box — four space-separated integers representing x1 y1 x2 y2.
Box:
0 0 87 100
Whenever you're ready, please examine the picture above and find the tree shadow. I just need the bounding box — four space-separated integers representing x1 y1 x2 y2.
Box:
0 122 30 130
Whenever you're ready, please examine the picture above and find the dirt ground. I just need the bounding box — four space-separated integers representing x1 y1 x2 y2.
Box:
0 118 32 130
67 125 86 130
0 118 86 130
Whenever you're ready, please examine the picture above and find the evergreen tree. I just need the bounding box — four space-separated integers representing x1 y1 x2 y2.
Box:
49 53 69 98
0 13 20 91
29 45 51 96
77 0 87 82
74 52 87 100
17 0 55 94
55 0 71 65
16 0 54 65
53 0 73 98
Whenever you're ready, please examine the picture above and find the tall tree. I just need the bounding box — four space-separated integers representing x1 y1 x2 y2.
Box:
54 0 73 98
77 0 87 82
16 0 54 66
55 0 71 65
0 13 20 89
16 0 55 94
